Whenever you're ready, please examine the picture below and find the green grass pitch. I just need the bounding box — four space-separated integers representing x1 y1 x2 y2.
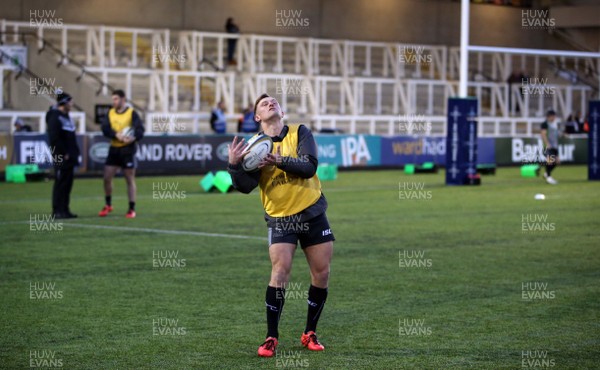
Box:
0 166 598 369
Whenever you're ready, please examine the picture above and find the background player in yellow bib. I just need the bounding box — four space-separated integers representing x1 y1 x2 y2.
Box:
227 94 334 357
98 90 144 218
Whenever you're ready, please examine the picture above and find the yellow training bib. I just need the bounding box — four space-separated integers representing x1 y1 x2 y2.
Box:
258 124 321 217
108 107 133 147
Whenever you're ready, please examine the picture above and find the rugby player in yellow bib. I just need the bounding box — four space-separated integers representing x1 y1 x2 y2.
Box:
228 94 334 357
98 90 144 219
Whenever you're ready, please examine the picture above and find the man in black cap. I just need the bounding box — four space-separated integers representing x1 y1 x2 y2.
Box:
46 92 80 219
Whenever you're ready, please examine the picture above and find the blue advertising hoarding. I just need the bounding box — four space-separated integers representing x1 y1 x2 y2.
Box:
380 136 494 166
315 135 381 167
12 133 86 172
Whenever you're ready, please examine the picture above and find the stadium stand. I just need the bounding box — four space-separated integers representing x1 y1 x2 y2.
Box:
0 18 597 135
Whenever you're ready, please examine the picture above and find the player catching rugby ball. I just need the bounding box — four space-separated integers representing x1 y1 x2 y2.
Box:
227 94 334 357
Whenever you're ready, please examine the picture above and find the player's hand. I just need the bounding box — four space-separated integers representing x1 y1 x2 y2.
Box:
115 132 125 142
228 136 248 165
258 146 282 168
123 136 134 144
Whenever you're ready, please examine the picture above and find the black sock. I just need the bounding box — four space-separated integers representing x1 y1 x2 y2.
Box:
305 285 328 334
105 196 111 206
129 202 135 211
546 163 555 176
265 285 285 339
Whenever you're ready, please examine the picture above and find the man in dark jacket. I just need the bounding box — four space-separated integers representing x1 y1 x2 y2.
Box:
225 18 240 65
46 92 80 219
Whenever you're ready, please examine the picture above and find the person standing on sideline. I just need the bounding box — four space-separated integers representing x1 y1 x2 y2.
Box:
225 18 240 65
564 113 579 134
14 118 33 132
98 90 144 218
46 92 80 219
238 104 259 133
210 101 227 134
541 109 561 185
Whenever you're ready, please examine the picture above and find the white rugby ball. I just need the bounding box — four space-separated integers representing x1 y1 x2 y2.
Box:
242 134 273 172
120 127 134 138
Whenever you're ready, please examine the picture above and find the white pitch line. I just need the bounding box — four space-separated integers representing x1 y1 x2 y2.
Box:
0 221 266 241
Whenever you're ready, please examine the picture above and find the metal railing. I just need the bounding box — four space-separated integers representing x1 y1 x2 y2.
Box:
2 19 599 136
312 114 578 137
0 110 86 133
3 18 597 81
0 29 147 115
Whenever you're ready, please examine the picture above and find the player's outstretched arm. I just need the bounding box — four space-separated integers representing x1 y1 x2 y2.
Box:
227 136 260 193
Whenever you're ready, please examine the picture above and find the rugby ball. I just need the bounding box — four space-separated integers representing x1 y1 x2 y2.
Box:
120 127 134 138
242 134 273 172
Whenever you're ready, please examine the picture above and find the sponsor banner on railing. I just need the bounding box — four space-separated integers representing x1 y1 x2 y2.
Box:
0 133 14 171
495 137 587 165
315 135 381 167
380 137 495 166
200 133 381 168
87 135 232 173
12 133 86 171
3 134 589 174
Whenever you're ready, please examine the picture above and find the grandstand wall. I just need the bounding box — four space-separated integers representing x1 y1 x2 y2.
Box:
8 0 572 49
